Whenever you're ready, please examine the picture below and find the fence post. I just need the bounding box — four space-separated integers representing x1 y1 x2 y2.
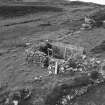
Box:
55 61 58 74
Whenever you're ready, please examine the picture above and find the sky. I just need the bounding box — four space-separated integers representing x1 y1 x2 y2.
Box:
23 0 105 5
70 0 105 5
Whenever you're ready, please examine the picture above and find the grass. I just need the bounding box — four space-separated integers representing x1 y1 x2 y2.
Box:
0 1 105 105
91 40 105 54
0 5 63 19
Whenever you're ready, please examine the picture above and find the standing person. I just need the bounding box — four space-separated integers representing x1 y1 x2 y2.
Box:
44 40 52 55
11 92 21 105
42 56 50 68
20 88 31 100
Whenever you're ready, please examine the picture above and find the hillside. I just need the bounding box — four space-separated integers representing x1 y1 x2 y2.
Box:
0 1 105 105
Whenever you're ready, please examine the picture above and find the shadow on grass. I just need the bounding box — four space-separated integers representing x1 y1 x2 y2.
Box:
0 5 63 19
45 76 94 105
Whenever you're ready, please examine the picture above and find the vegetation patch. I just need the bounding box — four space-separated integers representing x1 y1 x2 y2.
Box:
0 5 63 19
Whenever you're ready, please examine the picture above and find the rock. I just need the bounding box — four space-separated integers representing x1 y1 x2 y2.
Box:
34 76 42 81
81 23 92 29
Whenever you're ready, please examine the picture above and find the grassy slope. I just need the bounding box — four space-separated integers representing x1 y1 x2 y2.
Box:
0 1 105 105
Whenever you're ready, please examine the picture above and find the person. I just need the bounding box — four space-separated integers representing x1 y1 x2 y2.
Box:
20 88 31 100
3 96 10 105
68 58 77 69
81 15 96 29
11 92 21 105
42 56 49 68
39 40 52 55
25 48 35 64
85 15 95 25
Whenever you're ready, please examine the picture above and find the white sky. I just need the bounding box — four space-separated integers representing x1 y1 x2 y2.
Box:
23 0 105 5
69 0 105 5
